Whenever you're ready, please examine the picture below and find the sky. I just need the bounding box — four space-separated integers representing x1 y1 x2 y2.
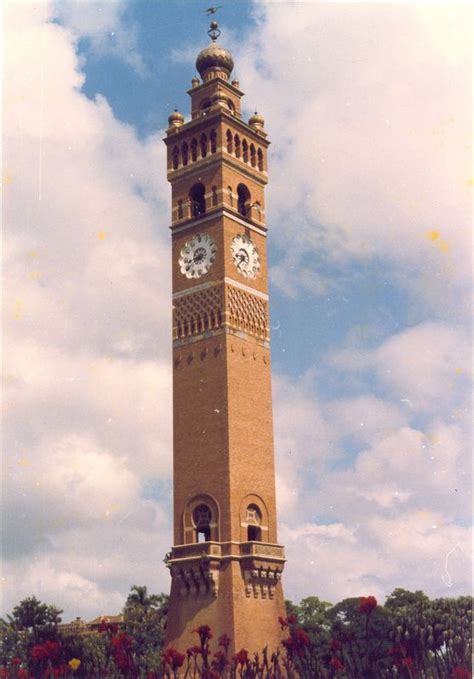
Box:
3 0 472 621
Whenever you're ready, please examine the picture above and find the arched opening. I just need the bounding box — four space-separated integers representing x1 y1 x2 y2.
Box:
172 146 179 170
189 182 206 218
211 186 218 207
210 130 217 153
177 199 183 220
237 183 251 217
227 99 235 115
181 142 188 166
193 504 212 543
250 144 256 167
226 130 233 153
200 98 211 116
190 138 198 162
242 139 249 163
246 504 262 542
200 133 208 158
257 148 264 171
234 134 241 158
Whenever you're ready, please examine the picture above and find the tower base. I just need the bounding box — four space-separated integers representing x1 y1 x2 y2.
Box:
165 540 286 655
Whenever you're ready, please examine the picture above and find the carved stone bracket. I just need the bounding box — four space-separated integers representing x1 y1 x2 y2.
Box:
242 565 283 600
172 562 220 598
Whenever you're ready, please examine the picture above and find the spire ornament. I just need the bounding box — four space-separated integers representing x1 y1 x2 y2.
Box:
208 20 221 42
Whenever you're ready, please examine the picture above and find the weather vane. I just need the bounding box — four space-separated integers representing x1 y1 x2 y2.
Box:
205 7 222 40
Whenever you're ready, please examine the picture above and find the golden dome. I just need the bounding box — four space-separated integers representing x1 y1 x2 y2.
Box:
168 109 184 126
196 42 234 81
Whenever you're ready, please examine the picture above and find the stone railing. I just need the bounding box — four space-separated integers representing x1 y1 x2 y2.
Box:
239 542 285 560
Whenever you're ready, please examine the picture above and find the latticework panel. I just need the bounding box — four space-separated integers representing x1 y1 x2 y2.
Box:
173 283 269 342
226 286 269 340
173 285 224 340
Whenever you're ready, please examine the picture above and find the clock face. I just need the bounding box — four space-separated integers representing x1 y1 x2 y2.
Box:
231 234 260 279
179 233 216 279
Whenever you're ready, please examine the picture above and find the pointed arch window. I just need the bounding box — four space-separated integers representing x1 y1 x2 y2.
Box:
172 146 179 170
189 182 206 218
250 144 256 167
237 183 250 217
193 504 212 542
181 142 188 166
242 139 249 163
226 130 233 154
210 130 217 154
234 134 241 158
246 504 262 542
257 148 264 172
200 133 208 158
191 138 198 162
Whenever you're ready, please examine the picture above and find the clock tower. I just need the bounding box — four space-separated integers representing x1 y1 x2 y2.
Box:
164 21 286 655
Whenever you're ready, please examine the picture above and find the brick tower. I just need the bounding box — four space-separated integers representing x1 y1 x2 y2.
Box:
164 21 286 655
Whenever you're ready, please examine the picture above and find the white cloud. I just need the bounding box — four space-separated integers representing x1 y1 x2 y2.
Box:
234 2 471 304
3 1 172 619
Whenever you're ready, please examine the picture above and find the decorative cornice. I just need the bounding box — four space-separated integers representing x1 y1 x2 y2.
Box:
167 149 268 186
172 278 268 302
173 326 270 350
170 209 267 237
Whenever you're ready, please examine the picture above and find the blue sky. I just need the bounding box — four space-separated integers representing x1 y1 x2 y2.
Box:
3 0 472 620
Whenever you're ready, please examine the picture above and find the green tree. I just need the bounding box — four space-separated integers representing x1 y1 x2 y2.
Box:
328 597 392 679
123 586 168 676
7 596 62 643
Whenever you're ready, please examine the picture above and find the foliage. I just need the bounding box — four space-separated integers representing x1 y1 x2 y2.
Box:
0 589 471 678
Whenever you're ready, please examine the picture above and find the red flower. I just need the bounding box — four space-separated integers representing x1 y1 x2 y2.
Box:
0 669 8 678
212 649 228 672
11 659 21 667
218 633 231 651
186 645 202 658
294 629 310 647
286 614 297 625
233 649 248 665
31 641 61 663
193 624 212 643
358 596 377 614
330 656 344 671
452 669 471 679
330 639 342 651
162 648 185 671
401 657 414 670
18 671 29 679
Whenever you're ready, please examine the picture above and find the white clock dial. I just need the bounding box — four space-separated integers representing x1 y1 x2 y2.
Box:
231 234 260 279
179 233 216 279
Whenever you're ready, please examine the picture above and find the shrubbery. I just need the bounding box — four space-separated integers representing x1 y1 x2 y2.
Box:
0 588 471 678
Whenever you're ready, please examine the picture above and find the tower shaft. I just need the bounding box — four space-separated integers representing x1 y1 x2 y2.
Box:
164 30 285 654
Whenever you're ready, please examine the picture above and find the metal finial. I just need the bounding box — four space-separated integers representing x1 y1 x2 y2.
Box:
208 20 221 41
